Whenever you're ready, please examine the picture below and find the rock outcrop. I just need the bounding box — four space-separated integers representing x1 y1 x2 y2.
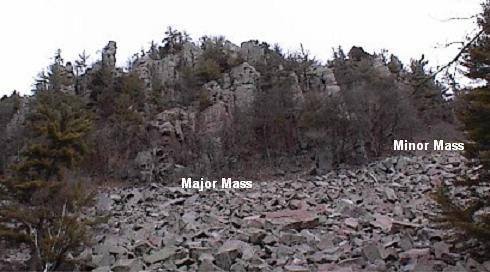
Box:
102 41 117 68
34 62 76 94
132 42 202 93
307 65 341 95
134 108 197 182
4 96 29 139
240 40 267 65
228 62 260 109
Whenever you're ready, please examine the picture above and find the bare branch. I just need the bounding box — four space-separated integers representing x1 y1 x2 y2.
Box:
441 15 478 22
433 29 484 75
440 41 466 48
431 14 479 22
415 29 485 88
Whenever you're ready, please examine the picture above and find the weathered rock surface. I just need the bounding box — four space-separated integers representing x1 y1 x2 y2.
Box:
134 107 197 182
102 41 117 68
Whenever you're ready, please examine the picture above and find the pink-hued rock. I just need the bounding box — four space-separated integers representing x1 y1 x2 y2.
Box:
265 209 319 230
371 213 393 232
344 218 359 229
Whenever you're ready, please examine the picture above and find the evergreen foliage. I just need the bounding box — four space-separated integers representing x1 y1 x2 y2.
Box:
0 90 94 271
435 0 490 256
85 68 148 178
408 55 453 124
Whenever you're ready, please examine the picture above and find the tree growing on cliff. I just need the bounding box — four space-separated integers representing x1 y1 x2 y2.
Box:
159 26 191 57
85 68 150 178
193 35 244 84
253 74 298 162
0 90 95 271
435 0 490 256
407 55 454 125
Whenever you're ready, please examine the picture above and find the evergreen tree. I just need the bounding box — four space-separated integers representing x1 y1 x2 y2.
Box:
435 0 490 256
0 90 94 271
159 26 191 56
408 55 451 123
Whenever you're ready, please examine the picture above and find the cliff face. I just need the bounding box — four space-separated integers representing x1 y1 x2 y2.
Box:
0 33 453 181
80 39 343 181
126 40 344 182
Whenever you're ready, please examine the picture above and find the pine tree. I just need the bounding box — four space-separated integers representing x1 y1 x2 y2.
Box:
408 55 452 124
435 0 490 256
0 90 94 271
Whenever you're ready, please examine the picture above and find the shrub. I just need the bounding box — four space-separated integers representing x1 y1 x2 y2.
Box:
194 58 222 82
198 90 212 111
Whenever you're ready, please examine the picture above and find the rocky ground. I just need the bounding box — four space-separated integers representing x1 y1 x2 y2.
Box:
3 152 490 271
80 152 489 272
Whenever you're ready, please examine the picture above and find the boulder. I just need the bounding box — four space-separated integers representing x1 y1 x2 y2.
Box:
111 259 142 272
143 246 177 264
265 209 319 230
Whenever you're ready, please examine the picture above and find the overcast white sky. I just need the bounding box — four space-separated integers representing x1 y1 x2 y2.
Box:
0 0 483 97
